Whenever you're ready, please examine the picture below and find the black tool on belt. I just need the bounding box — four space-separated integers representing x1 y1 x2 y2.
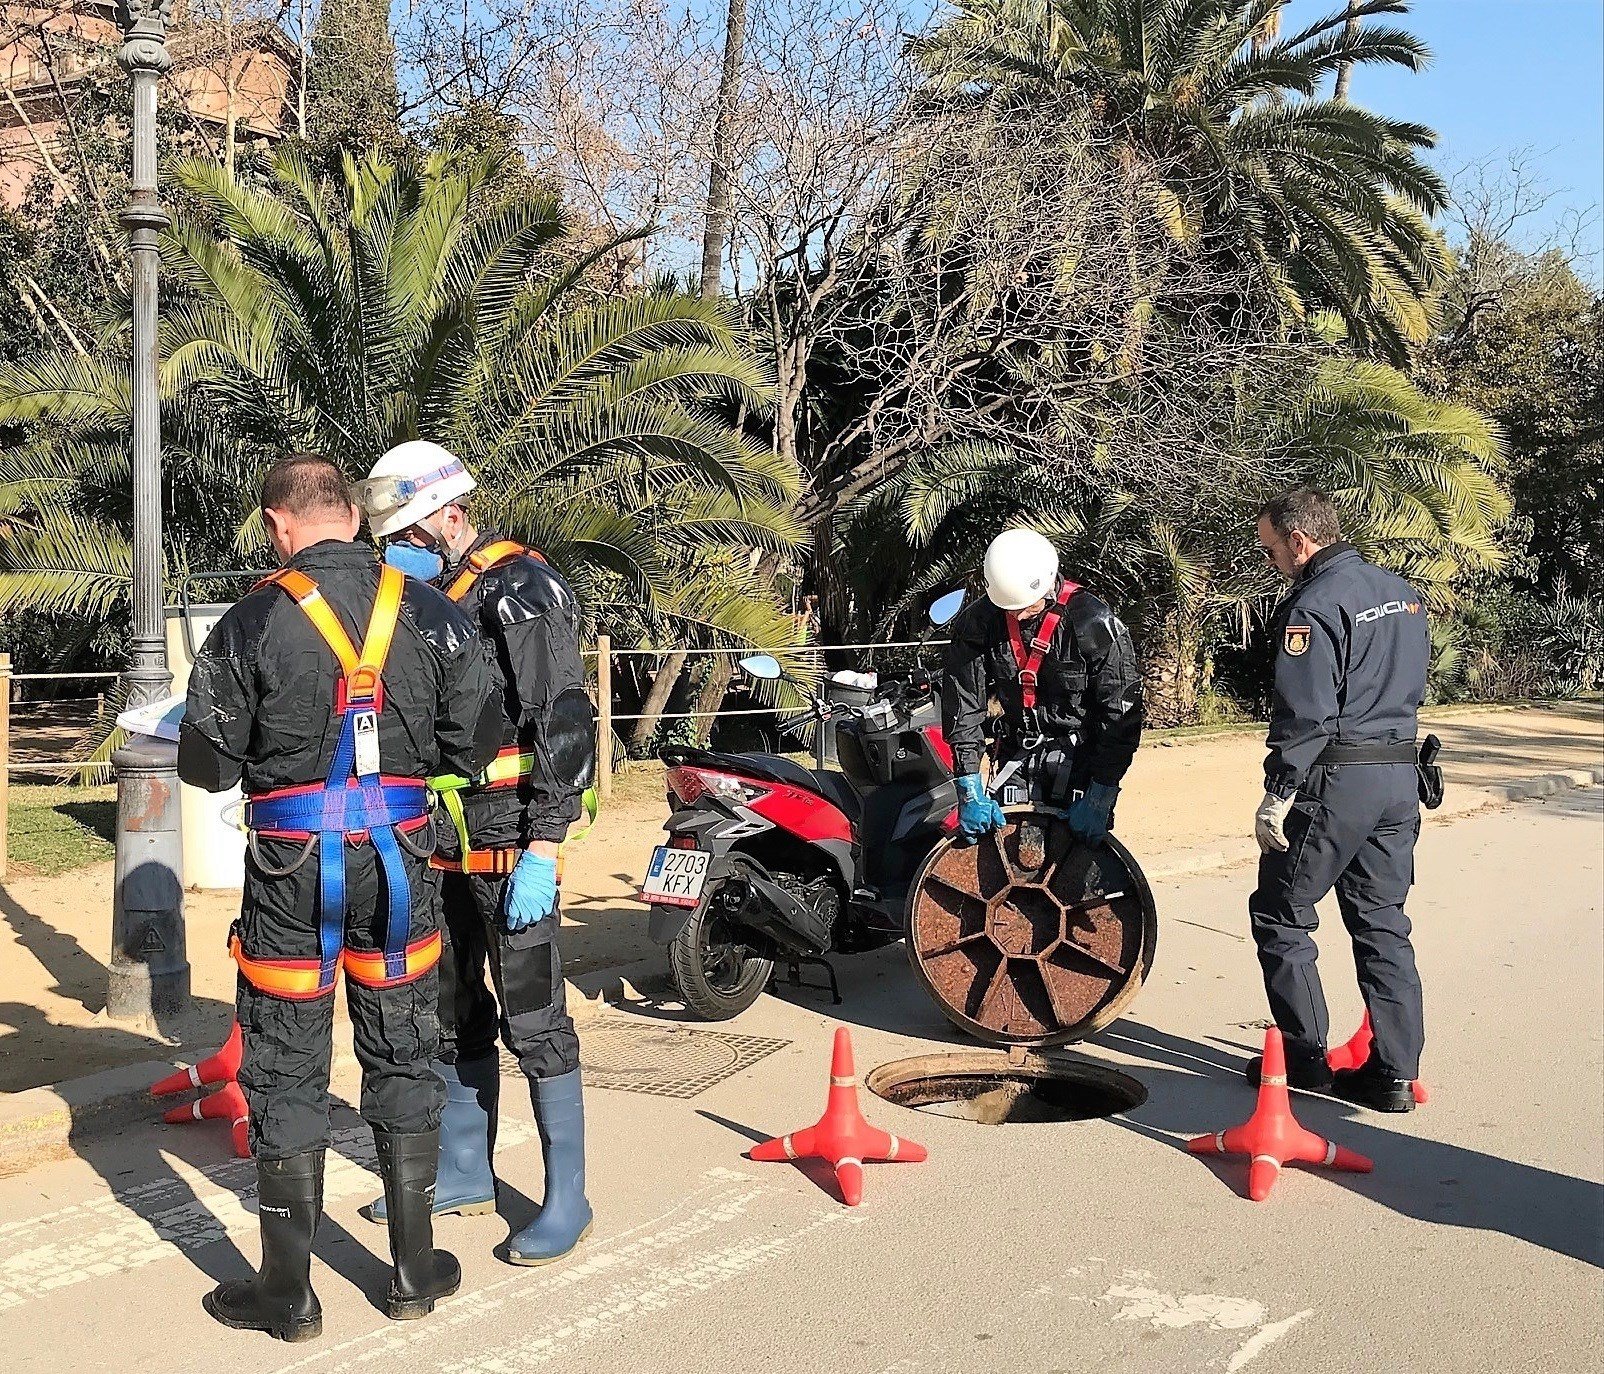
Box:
1315 736 1444 809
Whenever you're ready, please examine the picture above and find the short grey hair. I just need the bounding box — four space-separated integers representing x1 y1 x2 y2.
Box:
1258 487 1342 546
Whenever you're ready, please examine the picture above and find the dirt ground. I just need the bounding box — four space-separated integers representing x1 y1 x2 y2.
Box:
1 701 1598 1093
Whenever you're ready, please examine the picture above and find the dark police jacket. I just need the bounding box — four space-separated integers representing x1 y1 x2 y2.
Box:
177 539 502 797
1265 542 1429 798
433 531 594 853
941 586 1144 787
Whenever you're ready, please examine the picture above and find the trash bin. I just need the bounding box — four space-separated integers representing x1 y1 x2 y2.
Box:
165 603 246 889
821 670 877 765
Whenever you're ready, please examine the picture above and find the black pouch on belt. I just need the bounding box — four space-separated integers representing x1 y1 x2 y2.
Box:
1417 734 1445 810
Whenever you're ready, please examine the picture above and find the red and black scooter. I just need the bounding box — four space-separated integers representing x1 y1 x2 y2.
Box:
640 591 980 1018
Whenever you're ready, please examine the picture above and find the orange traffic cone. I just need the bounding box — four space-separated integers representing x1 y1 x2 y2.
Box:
748 1027 926 1206
1327 1012 1428 1104
150 1021 244 1097
163 1081 252 1159
1190 1027 1372 1201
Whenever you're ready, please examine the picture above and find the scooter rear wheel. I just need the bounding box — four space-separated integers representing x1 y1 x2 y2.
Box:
669 879 775 1020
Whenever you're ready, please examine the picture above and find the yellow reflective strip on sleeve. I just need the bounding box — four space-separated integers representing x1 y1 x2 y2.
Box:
480 750 536 786
564 786 600 847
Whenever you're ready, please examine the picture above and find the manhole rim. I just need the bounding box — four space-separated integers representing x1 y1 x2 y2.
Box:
864 1048 1148 1119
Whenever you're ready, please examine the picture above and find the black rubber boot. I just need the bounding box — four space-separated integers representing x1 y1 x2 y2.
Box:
1332 1058 1416 1113
374 1129 462 1320
203 1152 324 1342
1245 1054 1334 1093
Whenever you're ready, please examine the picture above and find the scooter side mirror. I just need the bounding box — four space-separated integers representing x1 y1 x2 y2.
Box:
738 654 783 681
928 589 965 627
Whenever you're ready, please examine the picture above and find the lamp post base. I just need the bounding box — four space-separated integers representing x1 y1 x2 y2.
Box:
108 734 190 1024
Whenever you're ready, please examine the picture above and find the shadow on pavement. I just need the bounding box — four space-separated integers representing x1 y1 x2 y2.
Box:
0 884 235 1092
1104 1019 1604 1271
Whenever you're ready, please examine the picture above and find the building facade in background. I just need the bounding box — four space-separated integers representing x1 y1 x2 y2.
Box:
0 1 296 206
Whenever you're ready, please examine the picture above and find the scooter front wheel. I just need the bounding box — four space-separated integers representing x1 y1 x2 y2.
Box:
668 893 775 1020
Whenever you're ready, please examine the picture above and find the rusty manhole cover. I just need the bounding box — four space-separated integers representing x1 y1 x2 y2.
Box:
503 1023 790 1099
906 811 1158 1047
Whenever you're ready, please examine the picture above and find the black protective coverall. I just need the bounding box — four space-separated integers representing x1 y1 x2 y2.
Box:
179 539 501 1159
941 586 1144 800
431 532 594 1082
1250 542 1431 1079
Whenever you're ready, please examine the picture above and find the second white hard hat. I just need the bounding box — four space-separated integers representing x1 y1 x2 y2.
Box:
983 528 1060 611
359 440 477 539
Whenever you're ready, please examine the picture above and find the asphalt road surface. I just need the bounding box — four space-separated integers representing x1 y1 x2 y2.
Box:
2 789 1599 1373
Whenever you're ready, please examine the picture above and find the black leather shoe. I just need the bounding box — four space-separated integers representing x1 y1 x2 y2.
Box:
374 1129 462 1320
203 1152 324 1342
1332 1059 1416 1113
1244 1054 1334 1093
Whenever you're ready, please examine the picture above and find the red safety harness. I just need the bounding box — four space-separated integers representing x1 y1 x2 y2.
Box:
1005 579 1079 709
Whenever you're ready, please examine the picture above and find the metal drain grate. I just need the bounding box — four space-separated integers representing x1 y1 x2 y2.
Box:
501 1023 791 1099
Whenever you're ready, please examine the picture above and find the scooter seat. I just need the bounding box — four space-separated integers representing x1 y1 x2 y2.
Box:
807 769 862 822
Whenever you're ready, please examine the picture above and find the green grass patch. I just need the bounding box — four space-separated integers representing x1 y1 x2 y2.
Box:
7 784 117 877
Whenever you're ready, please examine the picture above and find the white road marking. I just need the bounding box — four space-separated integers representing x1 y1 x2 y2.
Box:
1227 1309 1314 1371
0 1119 538 1312
1104 1283 1267 1331
268 1168 815 1374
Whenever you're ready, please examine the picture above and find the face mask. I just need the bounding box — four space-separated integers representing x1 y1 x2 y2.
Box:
384 541 444 581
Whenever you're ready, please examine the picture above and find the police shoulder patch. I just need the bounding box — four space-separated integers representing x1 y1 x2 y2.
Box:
1283 624 1312 657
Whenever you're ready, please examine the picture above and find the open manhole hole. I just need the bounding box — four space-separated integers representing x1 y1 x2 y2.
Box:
865 1051 1146 1125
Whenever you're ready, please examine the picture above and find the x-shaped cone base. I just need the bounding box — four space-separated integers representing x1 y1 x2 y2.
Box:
748 1027 926 1205
1190 1027 1371 1200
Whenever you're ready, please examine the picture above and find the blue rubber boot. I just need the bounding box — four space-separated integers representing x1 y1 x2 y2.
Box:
362 1055 499 1223
505 1070 593 1265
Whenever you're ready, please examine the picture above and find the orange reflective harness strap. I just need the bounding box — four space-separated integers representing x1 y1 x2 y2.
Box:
436 540 555 878
444 538 544 604
236 565 435 998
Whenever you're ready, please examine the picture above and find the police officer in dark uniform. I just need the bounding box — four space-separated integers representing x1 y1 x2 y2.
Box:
180 454 502 1341
357 441 596 1266
1249 487 1431 1113
943 528 1143 842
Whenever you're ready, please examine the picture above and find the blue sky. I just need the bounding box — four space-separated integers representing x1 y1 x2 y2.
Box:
1285 0 1603 263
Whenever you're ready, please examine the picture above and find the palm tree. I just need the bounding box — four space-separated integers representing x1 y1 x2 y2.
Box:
0 147 802 661
833 352 1507 723
910 0 1450 363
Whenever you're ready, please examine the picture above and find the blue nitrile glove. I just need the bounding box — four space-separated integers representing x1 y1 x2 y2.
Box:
1065 782 1119 843
504 852 558 932
955 774 1006 842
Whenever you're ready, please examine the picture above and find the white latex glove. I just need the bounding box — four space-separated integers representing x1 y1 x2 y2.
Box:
1255 791 1294 853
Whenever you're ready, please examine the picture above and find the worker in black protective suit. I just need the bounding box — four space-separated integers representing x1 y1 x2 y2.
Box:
1248 487 1435 1114
356 440 597 1266
179 454 502 1342
942 527 1144 845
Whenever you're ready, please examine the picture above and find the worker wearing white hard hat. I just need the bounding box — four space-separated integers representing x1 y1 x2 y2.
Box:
941 526 1144 845
357 441 597 1268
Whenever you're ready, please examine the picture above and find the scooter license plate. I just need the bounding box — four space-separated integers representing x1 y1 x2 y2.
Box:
640 846 711 908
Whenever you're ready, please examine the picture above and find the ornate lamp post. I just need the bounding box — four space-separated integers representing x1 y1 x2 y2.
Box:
107 0 189 1025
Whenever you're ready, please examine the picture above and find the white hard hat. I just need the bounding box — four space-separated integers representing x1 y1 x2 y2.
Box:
358 440 477 539
983 528 1060 611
